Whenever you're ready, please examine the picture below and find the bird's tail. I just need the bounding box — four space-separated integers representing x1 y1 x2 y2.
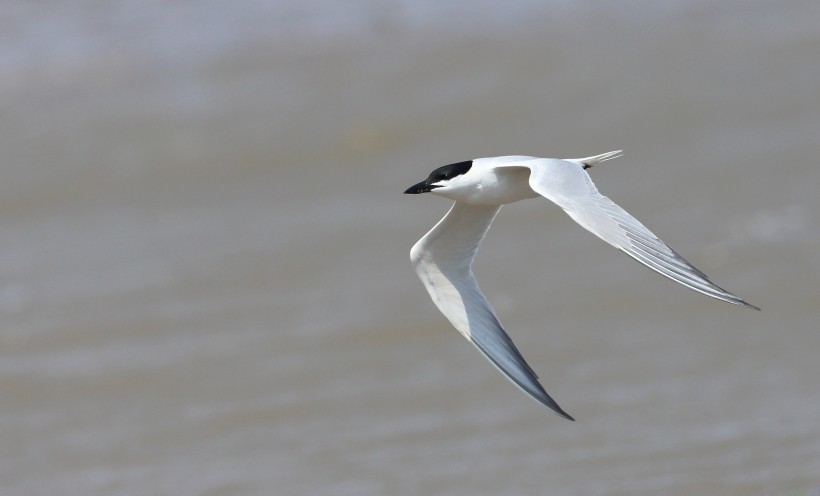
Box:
574 150 623 170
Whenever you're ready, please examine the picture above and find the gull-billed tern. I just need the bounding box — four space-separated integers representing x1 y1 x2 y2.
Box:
404 151 759 420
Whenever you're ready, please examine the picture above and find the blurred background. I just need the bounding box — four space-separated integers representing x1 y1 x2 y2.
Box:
1 1 818 495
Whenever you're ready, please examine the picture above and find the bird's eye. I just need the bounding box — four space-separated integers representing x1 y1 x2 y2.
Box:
429 160 472 182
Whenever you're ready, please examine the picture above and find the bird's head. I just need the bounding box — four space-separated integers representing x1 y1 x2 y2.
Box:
403 160 473 195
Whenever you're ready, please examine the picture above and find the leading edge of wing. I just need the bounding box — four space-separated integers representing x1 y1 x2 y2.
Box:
519 159 759 310
465 302 575 421
436 268 575 420
411 202 574 420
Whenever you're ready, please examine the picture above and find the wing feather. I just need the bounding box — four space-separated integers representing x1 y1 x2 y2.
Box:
523 159 759 310
410 202 574 420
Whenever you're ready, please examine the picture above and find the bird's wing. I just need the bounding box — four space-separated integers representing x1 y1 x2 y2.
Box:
515 158 759 310
410 202 574 420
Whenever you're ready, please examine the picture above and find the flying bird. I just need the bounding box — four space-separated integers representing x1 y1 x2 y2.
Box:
404 151 759 420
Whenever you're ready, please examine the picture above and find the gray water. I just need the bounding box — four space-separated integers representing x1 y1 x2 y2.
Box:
1 1 819 495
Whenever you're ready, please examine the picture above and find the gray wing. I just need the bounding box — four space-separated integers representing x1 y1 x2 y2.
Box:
410 202 574 420
525 158 759 310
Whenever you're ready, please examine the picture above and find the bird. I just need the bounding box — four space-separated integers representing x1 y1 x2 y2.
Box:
404 151 759 421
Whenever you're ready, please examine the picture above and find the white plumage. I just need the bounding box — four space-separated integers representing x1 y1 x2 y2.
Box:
405 151 758 420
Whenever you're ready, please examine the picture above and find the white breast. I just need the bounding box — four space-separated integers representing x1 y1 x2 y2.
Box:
433 158 541 205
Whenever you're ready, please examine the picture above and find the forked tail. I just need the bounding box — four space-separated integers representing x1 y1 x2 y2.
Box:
575 150 623 170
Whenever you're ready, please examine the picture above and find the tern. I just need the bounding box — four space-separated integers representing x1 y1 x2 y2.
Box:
404 151 759 420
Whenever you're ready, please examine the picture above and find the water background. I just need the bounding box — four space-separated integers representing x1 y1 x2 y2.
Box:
2 1 819 495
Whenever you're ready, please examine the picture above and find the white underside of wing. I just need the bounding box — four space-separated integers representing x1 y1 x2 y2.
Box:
410 202 573 419
520 158 759 310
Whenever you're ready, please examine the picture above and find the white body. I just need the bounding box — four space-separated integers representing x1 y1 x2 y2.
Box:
406 151 758 420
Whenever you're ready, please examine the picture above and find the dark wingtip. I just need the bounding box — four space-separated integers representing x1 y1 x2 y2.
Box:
557 410 575 421
533 390 574 420
730 294 760 311
548 402 575 421
742 301 762 311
